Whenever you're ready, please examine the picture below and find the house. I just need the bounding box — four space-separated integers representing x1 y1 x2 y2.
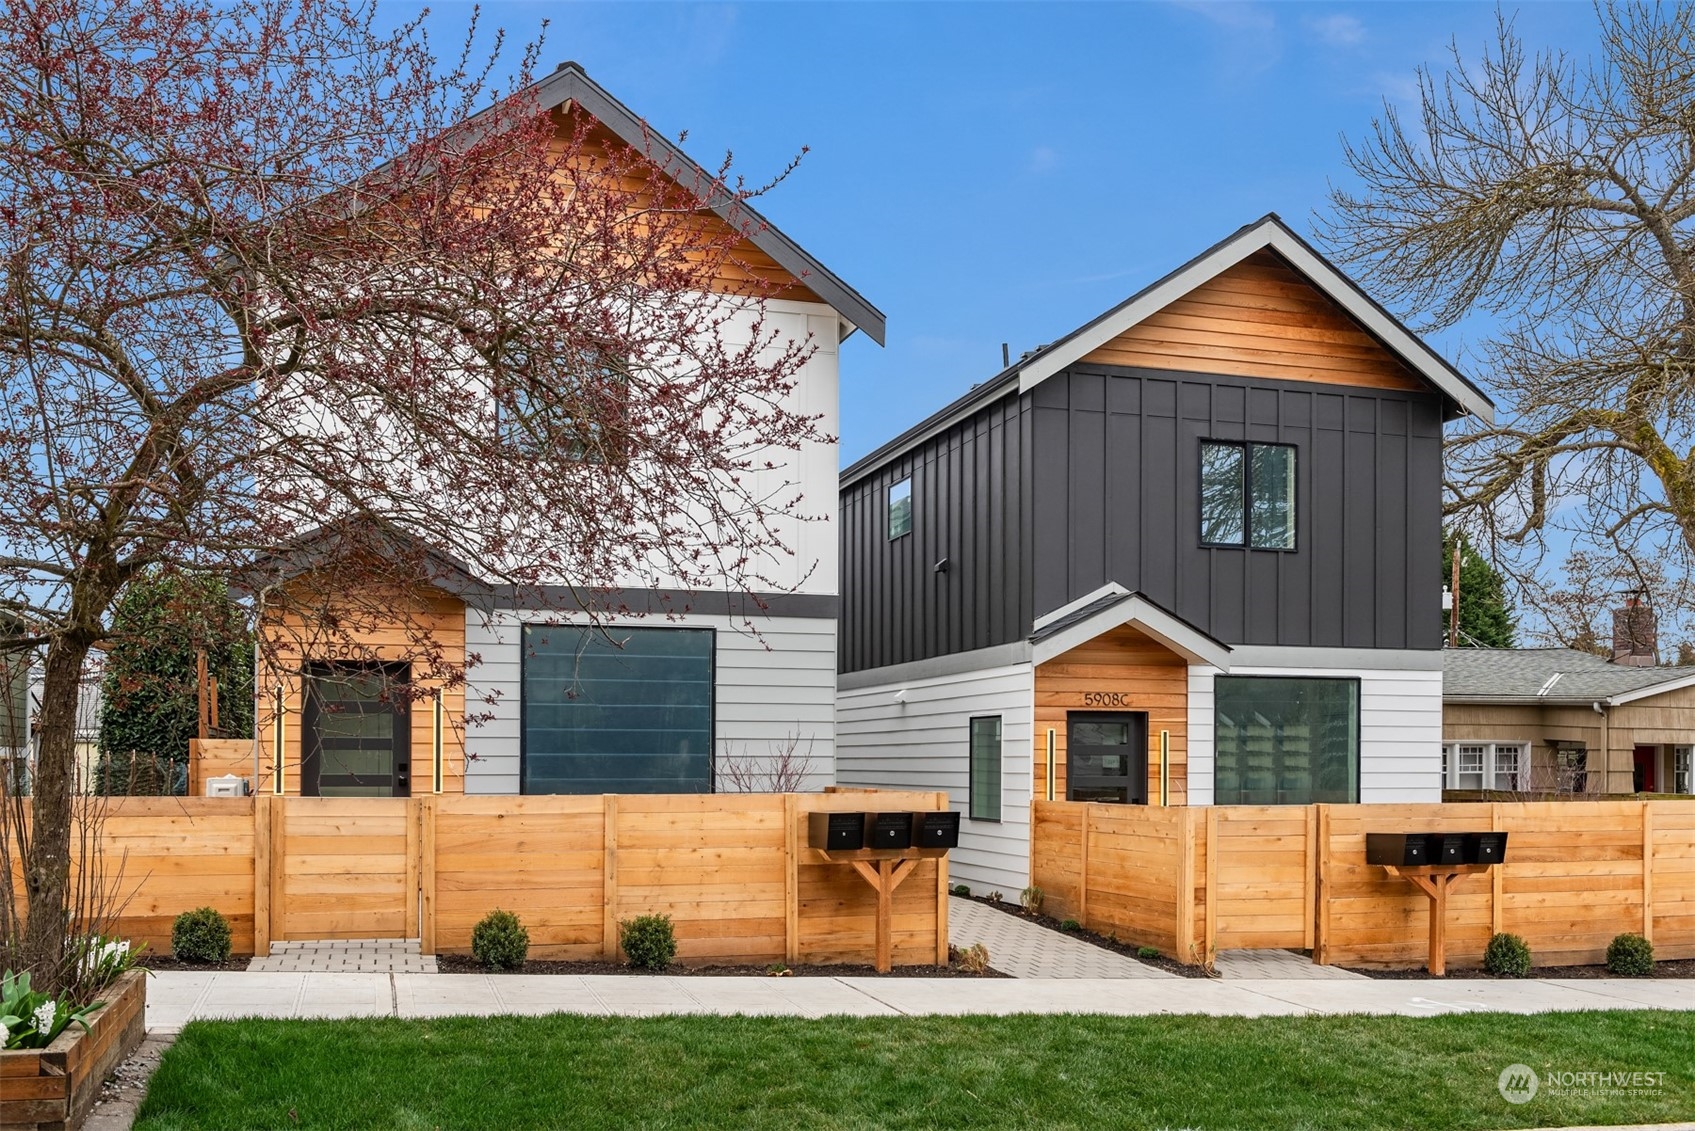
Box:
834 215 1496 892
244 64 882 799
1443 618 1695 796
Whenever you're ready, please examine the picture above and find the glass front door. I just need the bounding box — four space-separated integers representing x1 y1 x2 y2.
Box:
303 664 410 797
1067 712 1148 804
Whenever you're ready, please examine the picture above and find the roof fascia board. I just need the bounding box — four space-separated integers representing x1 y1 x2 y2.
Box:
1606 672 1695 706
1032 582 1132 633
840 373 1020 489
1031 595 1233 669
545 67 886 346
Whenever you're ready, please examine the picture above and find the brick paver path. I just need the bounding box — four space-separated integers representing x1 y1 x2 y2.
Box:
947 897 1176 979
1213 948 1367 980
248 939 437 974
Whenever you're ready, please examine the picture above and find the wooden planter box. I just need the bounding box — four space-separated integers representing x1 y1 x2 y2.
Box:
0 968 146 1131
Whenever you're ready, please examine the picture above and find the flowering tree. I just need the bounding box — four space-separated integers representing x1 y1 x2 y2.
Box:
0 0 827 987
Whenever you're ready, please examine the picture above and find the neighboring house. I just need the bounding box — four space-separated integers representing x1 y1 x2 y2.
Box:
1443 644 1695 798
247 65 882 799
834 215 1496 892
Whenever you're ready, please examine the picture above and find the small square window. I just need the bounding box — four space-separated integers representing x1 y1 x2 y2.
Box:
969 716 1002 822
1456 745 1486 790
1199 440 1296 549
888 477 912 540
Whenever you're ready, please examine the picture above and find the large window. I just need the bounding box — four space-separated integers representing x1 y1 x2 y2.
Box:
968 716 1002 821
1440 741 1526 791
1199 441 1296 549
1214 677 1357 804
888 477 913 539
521 625 714 794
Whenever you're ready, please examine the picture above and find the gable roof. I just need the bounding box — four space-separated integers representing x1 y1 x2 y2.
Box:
841 213 1492 488
1029 583 1232 669
533 63 885 346
1443 647 1695 706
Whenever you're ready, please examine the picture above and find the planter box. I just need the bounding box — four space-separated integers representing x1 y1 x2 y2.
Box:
0 968 146 1131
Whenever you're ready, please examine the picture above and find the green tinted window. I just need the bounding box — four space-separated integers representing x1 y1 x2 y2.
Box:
888 477 912 539
969 716 1001 822
1214 677 1357 805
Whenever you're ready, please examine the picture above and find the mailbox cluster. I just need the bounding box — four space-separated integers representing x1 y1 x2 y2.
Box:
1366 831 1509 867
807 811 962 852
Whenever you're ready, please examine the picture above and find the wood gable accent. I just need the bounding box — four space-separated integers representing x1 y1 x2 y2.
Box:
1081 249 1427 393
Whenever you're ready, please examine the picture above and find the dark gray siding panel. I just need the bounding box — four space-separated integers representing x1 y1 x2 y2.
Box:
839 392 1033 673
1031 365 1444 650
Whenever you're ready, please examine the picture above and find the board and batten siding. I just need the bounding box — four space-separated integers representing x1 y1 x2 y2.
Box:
1186 658 1444 805
836 662 1034 893
464 608 837 795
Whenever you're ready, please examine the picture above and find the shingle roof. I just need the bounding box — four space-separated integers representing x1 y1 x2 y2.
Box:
1443 647 1695 704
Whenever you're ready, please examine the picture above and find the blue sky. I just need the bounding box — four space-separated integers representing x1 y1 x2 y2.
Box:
391 1 1602 464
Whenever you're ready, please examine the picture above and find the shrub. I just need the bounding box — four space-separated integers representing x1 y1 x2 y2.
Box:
1019 886 1045 914
1059 919 1080 933
954 942 991 974
1483 932 1532 977
171 907 232 963
950 884 971 897
620 914 677 970
1606 932 1654 977
471 909 529 970
1136 945 1162 961
987 890 1004 903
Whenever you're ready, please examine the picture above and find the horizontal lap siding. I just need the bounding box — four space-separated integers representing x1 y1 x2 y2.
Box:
92 798 258 954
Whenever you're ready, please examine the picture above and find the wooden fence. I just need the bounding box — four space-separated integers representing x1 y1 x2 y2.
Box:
31 791 950 967
1031 799 1695 969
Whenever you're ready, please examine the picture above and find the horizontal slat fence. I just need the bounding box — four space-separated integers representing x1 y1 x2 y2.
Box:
1032 798 1695 970
16 791 948 968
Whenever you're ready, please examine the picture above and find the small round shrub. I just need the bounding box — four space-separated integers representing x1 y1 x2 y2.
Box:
620 913 677 970
1606 932 1654 977
1059 919 1081 933
950 884 971 897
471 909 529 970
1483 932 1532 977
171 907 232 964
1136 945 1162 961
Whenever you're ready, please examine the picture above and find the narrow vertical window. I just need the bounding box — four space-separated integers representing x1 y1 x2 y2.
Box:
1199 442 1246 546
1491 744 1522 791
1249 443 1296 549
969 715 1002 822
888 477 913 539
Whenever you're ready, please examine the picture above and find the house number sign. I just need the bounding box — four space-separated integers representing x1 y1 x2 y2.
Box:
1081 691 1134 707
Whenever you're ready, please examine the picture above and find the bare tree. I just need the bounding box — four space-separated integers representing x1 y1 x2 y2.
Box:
0 0 828 987
717 730 818 793
1320 4 1695 612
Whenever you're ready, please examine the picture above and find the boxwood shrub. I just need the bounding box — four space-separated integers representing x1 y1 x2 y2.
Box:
472 909 529 970
1483 931 1532 977
620 914 678 970
1606 932 1654 977
172 906 233 963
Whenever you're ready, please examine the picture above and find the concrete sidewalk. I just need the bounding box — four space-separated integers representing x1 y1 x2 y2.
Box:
144 970 1695 1032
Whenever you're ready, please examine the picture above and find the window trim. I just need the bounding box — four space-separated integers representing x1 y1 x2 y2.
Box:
1197 439 1298 552
887 476 913 541
1441 740 1528 791
967 715 1003 823
1212 674 1359 805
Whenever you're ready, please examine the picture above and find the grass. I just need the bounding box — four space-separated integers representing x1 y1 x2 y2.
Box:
134 1011 1695 1130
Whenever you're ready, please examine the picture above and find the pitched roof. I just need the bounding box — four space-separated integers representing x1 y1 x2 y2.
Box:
841 213 1492 488
1029 583 1232 669
1443 647 1695 705
533 63 885 346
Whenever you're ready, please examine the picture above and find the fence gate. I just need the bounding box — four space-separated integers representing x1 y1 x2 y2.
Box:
272 797 415 941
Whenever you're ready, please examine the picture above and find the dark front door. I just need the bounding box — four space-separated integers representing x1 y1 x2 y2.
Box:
1067 712 1148 804
303 664 411 797
1634 745 1657 793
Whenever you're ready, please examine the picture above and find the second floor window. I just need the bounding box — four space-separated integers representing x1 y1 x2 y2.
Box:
1199 441 1296 549
888 477 912 539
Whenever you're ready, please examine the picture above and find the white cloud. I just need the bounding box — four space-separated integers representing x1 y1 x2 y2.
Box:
1305 13 1366 48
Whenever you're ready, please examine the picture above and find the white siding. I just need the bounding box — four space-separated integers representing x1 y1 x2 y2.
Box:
836 663 1034 893
1187 659 1444 805
464 606 837 795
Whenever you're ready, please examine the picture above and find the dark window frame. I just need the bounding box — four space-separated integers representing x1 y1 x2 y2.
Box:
888 475 913 540
518 622 718 796
1212 674 1359 806
301 660 412 798
1197 439 1298 552
968 715 1002 822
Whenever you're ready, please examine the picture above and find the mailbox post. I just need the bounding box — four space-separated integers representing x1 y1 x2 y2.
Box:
808 811 954 973
1368 831 1508 976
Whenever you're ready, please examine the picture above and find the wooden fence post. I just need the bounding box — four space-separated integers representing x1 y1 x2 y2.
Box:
419 795 437 955
602 794 619 959
1078 805 1090 927
1490 802 1503 937
253 793 272 957
1642 800 1654 943
1205 806 1219 962
1312 804 1331 965
1175 808 1196 962
268 796 287 944
784 793 799 963
935 791 950 965
405 797 420 942
1302 805 1317 953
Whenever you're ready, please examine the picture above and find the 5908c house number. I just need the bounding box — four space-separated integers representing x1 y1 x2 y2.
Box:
1081 691 1133 707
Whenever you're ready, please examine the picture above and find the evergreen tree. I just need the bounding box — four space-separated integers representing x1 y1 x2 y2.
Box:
96 572 253 794
1440 533 1517 648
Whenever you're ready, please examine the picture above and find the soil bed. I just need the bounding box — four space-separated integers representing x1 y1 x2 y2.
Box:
960 894 1210 979
1348 957 1695 980
141 955 255 972
436 955 1007 977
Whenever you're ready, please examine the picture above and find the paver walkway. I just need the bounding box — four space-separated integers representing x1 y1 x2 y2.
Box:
1213 948 1367 980
947 896 1175 979
247 939 437 974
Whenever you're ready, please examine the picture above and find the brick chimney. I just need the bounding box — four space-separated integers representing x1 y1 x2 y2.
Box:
1612 595 1658 666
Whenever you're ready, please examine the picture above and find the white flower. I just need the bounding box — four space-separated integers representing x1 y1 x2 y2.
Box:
1 1021 10 1046
33 1001 56 1035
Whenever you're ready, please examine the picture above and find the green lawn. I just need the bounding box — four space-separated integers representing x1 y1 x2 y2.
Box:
134 1011 1695 1130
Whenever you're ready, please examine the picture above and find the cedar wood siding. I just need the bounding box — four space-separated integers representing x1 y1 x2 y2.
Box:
1031 365 1445 650
839 391 1033 673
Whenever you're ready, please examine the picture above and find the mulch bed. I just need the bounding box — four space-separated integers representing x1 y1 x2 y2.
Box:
140 955 255 972
960 894 1211 979
436 955 1008 978
1349 957 1695 980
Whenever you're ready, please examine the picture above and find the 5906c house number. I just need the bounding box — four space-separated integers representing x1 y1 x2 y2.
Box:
1081 691 1133 707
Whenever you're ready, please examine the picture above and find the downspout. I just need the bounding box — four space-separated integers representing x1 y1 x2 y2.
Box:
1593 700 1608 795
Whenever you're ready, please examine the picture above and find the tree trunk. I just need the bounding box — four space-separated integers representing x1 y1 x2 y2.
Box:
21 635 92 992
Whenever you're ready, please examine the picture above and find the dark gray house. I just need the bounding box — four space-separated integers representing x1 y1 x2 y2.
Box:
835 216 1496 892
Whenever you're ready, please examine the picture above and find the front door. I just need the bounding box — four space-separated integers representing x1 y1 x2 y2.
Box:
1634 744 1658 793
1067 712 1148 804
302 664 411 797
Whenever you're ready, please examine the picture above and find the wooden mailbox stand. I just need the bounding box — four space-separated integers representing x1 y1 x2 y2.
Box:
817 847 950 973
1379 863 1493 976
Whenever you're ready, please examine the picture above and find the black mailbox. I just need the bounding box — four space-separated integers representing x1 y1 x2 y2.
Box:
808 811 864 851
1426 832 1467 866
864 812 912 850
1365 833 1430 866
1464 830 1509 865
910 810 960 849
